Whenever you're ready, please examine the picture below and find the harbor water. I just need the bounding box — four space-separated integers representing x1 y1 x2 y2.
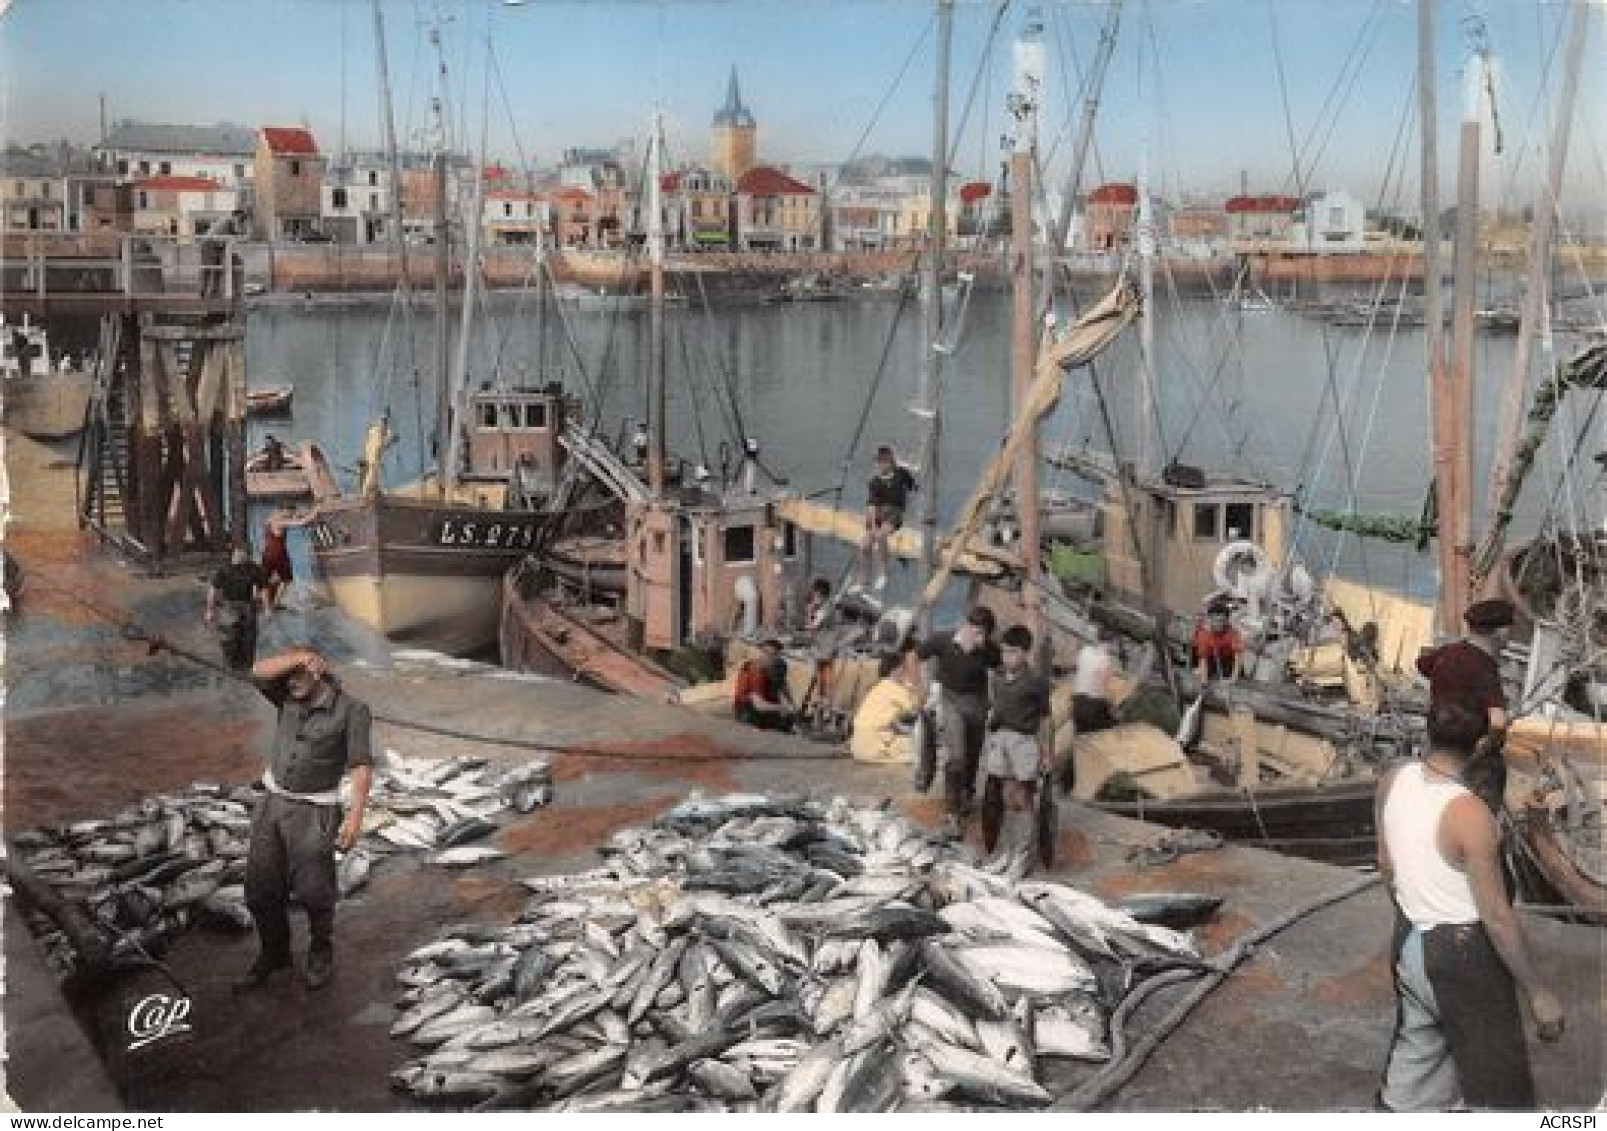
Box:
231 284 1599 610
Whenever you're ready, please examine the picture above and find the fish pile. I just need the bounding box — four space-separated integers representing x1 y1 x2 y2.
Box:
11 752 553 978
388 793 1212 1112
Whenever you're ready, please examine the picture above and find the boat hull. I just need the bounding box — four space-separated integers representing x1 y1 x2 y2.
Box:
246 386 294 416
499 561 682 700
1095 779 1379 866
4 374 93 440
311 494 556 655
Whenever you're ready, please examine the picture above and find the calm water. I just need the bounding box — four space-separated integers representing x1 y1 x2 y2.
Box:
239 283 1603 604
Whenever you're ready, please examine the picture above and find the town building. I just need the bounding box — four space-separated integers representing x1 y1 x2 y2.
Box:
1224 194 1300 250
711 68 757 181
1084 182 1138 252
95 121 256 192
663 167 734 250
734 165 820 251
1 152 66 234
1290 189 1366 253
484 187 546 246
251 126 326 241
322 154 395 244
65 174 133 236
129 175 242 239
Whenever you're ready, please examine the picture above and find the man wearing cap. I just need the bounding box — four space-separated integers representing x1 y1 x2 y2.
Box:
1416 598 1514 813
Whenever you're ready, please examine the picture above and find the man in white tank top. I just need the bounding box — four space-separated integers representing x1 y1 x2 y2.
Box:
1375 702 1564 1110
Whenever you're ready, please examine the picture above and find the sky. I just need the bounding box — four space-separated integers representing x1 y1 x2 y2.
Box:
1 0 1603 219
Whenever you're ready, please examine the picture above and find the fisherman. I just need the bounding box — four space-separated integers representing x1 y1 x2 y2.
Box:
239 645 373 992
921 605 1002 840
206 545 273 670
1375 700 1564 1111
1192 598 1243 686
733 638 795 731
808 601 867 728
860 444 916 591
1416 597 1513 814
849 636 925 764
803 577 834 634
980 624 1054 871
1071 624 1120 734
261 515 295 610
260 433 288 473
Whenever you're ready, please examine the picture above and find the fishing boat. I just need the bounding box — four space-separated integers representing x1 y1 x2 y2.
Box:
245 385 294 416
2 315 94 441
499 113 809 699
305 8 577 656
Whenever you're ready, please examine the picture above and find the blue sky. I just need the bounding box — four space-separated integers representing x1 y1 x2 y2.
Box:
2 0 1601 216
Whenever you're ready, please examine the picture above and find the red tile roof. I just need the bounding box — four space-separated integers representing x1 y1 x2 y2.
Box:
959 181 992 205
1224 194 1299 214
551 186 593 202
260 126 319 156
736 166 814 196
487 188 539 201
1089 183 1138 205
134 175 223 192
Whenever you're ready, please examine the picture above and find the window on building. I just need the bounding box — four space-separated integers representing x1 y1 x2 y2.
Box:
723 525 756 565
370 193 380 211
117 159 129 175
479 403 498 429
1223 502 1256 542
159 161 171 175
1328 206 1344 228
138 161 150 175
235 164 246 180
503 202 512 217
368 171 379 186
137 191 148 210
332 187 348 209
1193 503 1219 541
41 182 51 199
290 160 301 176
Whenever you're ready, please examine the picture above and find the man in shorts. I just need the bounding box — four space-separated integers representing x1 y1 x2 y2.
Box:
860 445 916 591
981 624 1053 872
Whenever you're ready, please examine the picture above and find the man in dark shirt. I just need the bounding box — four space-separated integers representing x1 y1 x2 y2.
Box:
238 645 373 991
860 445 916 591
207 546 272 670
982 624 1053 872
921 605 1001 840
1416 598 1514 814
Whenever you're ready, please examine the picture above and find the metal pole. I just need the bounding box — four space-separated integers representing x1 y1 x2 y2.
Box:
914 0 954 631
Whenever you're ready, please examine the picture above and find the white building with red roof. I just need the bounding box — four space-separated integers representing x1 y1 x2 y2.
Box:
252 125 327 241
130 174 241 239
734 165 819 251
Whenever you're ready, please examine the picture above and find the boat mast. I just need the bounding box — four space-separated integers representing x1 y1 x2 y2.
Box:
444 39 493 493
1475 0 1591 588
1010 9 1044 640
914 0 954 631
427 25 453 495
646 109 667 498
372 0 408 269
1441 27 1491 623
1418 0 1457 634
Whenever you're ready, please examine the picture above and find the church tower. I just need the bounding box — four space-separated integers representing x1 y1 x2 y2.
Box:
711 66 756 180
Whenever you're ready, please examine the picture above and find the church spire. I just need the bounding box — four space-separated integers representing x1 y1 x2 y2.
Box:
713 66 755 129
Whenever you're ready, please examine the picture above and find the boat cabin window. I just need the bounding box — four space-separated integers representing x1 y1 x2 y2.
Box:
1192 503 1219 541
781 522 798 560
479 403 498 429
723 525 756 565
1223 502 1256 542
523 402 547 430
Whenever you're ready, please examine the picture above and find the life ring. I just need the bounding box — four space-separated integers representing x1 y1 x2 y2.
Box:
1213 540 1275 599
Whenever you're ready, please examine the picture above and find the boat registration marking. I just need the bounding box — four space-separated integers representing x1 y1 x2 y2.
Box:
434 517 539 549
